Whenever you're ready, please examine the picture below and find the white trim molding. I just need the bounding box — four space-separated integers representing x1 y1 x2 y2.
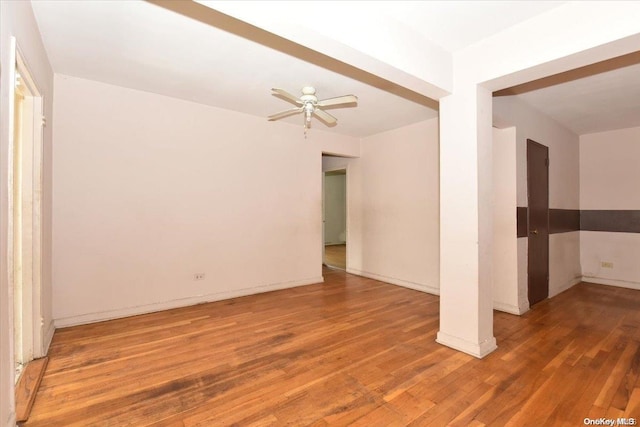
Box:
346 268 439 295
493 301 529 315
549 276 582 298
581 276 640 291
44 320 55 354
54 276 324 328
436 331 497 359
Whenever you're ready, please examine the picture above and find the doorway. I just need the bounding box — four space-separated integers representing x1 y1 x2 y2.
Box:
10 42 45 380
526 139 549 306
323 169 347 269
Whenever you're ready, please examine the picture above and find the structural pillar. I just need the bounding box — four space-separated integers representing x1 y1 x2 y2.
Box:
437 81 497 358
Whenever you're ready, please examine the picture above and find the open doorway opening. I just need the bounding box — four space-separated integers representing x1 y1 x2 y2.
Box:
323 169 347 270
10 41 45 381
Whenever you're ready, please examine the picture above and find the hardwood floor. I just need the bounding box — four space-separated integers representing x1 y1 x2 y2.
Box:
324 244 346 270
25 269 640 426
15 357 48 422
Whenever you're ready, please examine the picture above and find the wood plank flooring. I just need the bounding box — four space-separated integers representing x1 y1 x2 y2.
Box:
15 357 48 422
25 268 640 426
324 244 346 270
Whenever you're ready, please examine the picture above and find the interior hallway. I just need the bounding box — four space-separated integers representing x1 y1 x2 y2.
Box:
324 244 346 270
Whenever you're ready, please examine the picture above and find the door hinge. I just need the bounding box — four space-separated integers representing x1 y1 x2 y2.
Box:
42 116 47 127
545 158 549 167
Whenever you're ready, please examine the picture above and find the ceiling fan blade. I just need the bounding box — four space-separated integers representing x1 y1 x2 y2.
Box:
268 107 303 121
271 88 302 105
317 95 358 107
313 108 337 125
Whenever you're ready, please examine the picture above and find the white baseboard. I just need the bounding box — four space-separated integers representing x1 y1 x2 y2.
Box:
581 276 640 291
436 331 497 359
549 276 582 297
54 276 324 328
346 268 439 295
493 301 528 315
44 320 55 353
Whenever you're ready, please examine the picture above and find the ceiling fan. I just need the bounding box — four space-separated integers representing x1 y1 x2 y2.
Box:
267 86 358 133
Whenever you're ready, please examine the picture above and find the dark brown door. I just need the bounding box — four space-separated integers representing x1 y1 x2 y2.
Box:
527 139 549 306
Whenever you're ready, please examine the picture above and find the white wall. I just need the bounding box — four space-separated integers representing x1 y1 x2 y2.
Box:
492 127 520 314
327 119 440 294
52 74 359 327
0 1 54 425
493 96 581 304
580 127 640 210
580 126 640 289
323 173 346 245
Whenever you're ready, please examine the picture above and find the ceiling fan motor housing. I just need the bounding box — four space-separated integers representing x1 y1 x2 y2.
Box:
300 86 318 104
301 86 316 95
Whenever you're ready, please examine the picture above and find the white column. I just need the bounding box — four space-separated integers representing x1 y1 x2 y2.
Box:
437 81 496 358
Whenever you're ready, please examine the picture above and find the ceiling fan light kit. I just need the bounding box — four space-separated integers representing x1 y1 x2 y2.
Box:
268 86 358 137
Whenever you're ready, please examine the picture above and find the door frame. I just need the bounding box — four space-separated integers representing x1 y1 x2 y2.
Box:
8 38 46 378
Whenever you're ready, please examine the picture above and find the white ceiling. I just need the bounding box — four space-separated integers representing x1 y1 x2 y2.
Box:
355 1 565 52
510 59 640 135
31 1 640 138
31 0 439 138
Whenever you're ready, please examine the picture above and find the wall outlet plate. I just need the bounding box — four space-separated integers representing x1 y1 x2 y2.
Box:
194 273 206 280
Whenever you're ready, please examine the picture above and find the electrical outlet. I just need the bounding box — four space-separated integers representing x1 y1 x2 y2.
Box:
601 262 614 269
193 273 206 280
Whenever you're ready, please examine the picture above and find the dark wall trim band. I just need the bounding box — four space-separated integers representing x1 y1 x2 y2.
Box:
581 210 640 233
516 208 640 236
549 209 581 234
517 207 528 238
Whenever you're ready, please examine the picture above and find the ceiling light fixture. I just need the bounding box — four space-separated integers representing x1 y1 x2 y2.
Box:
268 86 358 138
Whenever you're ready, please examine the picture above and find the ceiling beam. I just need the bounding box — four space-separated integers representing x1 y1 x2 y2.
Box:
188 0 450 104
